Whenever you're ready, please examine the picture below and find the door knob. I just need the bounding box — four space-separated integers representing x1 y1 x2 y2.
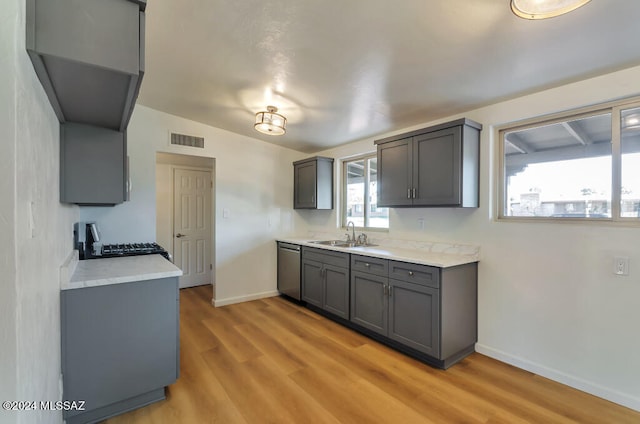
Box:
176 233 186 238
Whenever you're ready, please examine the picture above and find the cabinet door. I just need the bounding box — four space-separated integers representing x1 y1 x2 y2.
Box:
60 123 126 205
294 161 317 208
377 137 413 207
413 127 462 206
323 265 350 319
301 259 323 308
350 271 388 335
388 279 440 357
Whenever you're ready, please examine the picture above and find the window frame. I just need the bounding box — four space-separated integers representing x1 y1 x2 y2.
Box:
495 96 640 225
341 153 389 231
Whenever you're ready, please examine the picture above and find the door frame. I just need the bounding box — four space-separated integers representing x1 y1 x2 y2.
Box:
155 153 216 291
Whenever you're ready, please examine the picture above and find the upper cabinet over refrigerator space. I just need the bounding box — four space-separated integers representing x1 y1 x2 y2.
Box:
26 0 146 132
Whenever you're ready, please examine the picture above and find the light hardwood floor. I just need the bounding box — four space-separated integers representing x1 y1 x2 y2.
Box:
106 285 640 423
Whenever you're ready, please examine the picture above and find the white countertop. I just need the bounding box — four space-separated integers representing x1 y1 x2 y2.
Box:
277 237 479 268
62 254 183 290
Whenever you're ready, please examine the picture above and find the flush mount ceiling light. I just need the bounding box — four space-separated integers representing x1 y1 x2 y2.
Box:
254 106 287 136
511 0 591 20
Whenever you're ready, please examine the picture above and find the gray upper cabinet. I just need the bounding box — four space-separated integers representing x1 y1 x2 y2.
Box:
377 138 413 207
375 118 482 208
60 123 127 205
26 0 146 131
293 157 334 209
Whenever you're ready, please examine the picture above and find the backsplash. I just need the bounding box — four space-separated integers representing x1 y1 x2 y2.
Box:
304 231 480 259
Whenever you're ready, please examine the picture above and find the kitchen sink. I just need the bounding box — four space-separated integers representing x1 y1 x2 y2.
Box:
310 240 350 246
309 240 378 248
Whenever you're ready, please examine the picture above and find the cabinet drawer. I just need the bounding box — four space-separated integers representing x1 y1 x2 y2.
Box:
302 246 349 268
351 255 388 276
389 261 440 288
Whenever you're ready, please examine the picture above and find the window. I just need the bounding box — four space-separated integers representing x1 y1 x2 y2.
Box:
498 98 640 222
343 154 389 229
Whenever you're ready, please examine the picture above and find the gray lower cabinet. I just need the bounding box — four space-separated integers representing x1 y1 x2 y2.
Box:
350 255 389 335
61 277 179 424
350 256 439 355
388 279 439 357
60 123 127 205
301 259 324 308
375 118 482 208
26 0 145 131
301 247 349 319
348 254 477 368
350 271 388 335
323 264 350 318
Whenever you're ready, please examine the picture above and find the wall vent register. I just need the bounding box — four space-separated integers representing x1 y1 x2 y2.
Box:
170 132 205 148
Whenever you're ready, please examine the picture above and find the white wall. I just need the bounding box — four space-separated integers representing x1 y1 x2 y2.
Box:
0 1 20 422
155 163 173 255
1 0 79 423
298 65 640 411
81 105 303 304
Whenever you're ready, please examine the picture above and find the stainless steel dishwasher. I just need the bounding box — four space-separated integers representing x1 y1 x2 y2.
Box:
277 242 301 300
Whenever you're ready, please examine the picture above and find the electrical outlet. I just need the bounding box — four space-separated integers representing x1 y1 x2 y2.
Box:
614 256 629 276
418 218 425 230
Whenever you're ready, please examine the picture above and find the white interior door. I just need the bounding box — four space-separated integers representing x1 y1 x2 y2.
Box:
173 168 212 288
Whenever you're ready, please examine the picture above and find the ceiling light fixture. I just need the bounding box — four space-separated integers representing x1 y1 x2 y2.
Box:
254 106 287 136
511 0 591 20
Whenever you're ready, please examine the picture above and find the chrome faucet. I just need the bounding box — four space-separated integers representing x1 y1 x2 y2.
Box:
346 221 356 243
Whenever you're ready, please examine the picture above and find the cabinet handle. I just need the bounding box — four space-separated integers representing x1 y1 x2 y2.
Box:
408 271 414 276
412 188 416 198
383 285 387 296
311 195 315 203
407 188 411 199
388 286 393 297
365 263 370 267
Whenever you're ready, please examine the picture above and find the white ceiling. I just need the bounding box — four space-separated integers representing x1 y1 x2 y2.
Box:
137 0 640 153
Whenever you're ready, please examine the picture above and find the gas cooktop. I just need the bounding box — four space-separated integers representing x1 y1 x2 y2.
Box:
95 242 170 260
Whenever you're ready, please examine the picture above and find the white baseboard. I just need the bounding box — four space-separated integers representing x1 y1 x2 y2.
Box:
475 344 640 412
212 290 279 307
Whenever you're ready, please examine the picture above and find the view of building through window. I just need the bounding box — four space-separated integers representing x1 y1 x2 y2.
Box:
344 155 389 228
507 155 613 217
502 103 640 220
